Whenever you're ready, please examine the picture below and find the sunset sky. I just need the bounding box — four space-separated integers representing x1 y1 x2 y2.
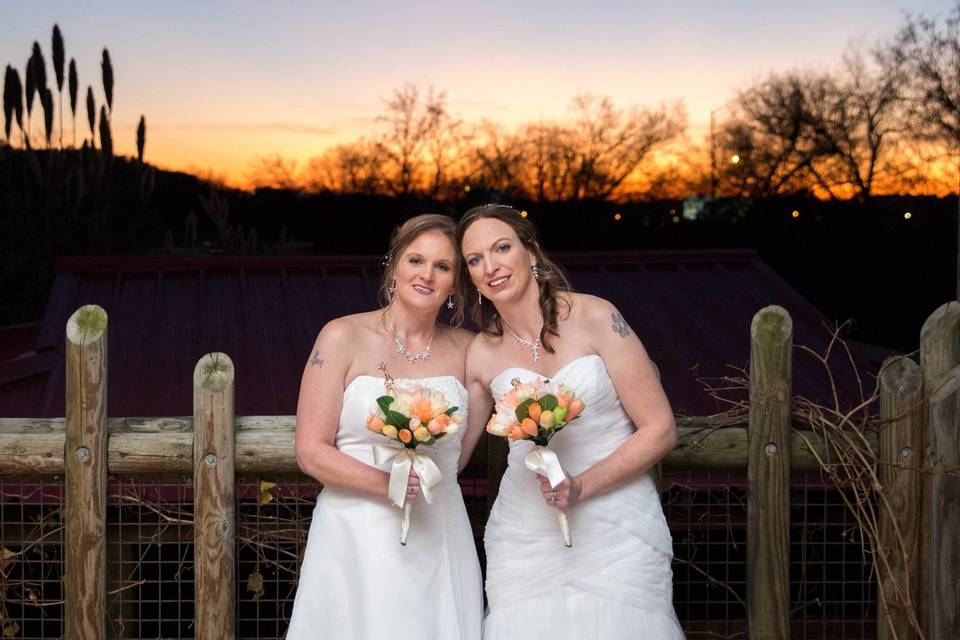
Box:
3 1 952 186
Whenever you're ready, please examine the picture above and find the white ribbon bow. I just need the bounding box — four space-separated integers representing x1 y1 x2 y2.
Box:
524 445 566 488
524 445 572 547
374 445 443 508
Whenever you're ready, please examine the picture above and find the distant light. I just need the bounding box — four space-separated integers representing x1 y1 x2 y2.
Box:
464 185 471 192
791 210 800 219
672 216 680 223
731 154 740 164
614 213 622 221
904 211 912 220
669 208 676 215
520 210 528 218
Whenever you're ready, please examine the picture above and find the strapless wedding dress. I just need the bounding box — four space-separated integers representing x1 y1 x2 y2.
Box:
483 354 684 639
286 375 483 639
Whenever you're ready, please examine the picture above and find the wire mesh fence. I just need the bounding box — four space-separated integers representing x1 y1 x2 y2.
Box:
1 471 876 639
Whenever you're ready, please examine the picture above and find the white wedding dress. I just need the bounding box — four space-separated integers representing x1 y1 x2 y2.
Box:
484 354 685 639
286 375 483 640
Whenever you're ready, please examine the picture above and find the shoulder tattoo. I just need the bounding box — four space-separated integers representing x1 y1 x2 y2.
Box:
611 312 631 338
310 350 324 367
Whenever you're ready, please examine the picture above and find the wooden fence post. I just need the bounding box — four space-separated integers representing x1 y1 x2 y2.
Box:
919 301 960 636
928 364 960 639
64 305 108 639
877 356 923 640
748 305 792 640
193 353 236 639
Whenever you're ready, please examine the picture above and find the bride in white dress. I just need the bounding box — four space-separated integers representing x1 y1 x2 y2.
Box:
457 205 685 638
287 215 483 639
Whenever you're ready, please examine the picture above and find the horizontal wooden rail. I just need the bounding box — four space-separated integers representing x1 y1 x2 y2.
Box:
0 415 869 475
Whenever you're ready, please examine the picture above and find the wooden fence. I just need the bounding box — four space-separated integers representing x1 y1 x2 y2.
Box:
1 302 958 639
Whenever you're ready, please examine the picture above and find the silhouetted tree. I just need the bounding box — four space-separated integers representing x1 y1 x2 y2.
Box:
376 84 460 197
303 139 383 194
247 154 298 190
892 3 960 297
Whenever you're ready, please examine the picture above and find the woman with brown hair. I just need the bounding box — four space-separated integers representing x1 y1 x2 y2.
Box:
457 205 684 638
286 214 482 639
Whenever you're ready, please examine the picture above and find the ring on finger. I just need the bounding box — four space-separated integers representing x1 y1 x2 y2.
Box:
550 489 558 503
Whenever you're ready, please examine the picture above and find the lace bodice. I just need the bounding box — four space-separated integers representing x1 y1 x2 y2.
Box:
338 374 468 480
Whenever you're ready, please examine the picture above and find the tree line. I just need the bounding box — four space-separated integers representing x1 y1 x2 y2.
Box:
245 5 960 204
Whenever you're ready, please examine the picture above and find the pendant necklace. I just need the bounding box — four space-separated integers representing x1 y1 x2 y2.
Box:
502 320 543 362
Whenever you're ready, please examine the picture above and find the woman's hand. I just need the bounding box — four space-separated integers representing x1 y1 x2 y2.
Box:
405 468 421 501
538 471 581 512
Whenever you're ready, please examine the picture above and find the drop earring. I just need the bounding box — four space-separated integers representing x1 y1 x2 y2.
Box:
387 280 396 298
477 288 482 305
447 295 455 310
531 264 540 281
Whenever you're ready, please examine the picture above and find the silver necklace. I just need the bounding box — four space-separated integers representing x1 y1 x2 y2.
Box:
503 321 543 362
391 324 436 364
394 334 433 364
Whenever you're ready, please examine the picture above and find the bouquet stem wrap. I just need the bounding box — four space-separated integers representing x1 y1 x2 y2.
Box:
374 445 443 545
524 445 572 547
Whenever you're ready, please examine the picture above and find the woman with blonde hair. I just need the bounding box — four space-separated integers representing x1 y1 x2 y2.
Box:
286 214 483 639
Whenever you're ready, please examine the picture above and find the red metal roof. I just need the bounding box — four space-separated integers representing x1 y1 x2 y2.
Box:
0 251 889 418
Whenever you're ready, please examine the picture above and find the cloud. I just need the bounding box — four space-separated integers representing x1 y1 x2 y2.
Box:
150 122 339 135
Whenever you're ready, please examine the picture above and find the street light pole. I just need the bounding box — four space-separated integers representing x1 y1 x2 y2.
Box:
710 109 717 199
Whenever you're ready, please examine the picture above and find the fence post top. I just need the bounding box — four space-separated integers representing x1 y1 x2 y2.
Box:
193 352 234 393
66 304 108 344
879 356 921 396
921 301 960 340
750 305 792 344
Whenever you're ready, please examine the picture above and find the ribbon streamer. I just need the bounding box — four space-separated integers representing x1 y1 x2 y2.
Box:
524 445 573 547
374 445 443 545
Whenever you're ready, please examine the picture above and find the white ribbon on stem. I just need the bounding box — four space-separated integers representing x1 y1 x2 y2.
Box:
373 445 443 545
524 445 572 547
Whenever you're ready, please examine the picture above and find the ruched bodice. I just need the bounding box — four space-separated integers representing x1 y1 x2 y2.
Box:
492 354 640 477
484 354 684 639
286 375 482 640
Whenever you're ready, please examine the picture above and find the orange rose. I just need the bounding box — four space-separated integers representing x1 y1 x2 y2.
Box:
506 425 526 440
521 417 539 437
366 415 386 432
557 394 571 409
427 413 452 435
398 428 413 444
567 398 584 420
410 398 435 423
527 402 542 423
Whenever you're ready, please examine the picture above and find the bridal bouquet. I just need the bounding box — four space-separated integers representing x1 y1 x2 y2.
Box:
367 363 462 545
486 377 584 546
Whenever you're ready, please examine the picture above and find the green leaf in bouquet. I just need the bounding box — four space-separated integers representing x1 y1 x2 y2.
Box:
445 406 459 416
385 409 410 428
539 394 559 411
376 396 394 415
515 398 534 421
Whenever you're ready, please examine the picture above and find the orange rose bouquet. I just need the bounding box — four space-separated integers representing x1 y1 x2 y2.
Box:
486 377 584 546
367 363 462 545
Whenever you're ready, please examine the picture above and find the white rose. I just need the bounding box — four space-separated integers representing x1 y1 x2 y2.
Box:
389 397 410 416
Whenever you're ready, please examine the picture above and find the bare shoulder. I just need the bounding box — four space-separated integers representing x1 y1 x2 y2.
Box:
567 293 619 326
311 311 381 356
